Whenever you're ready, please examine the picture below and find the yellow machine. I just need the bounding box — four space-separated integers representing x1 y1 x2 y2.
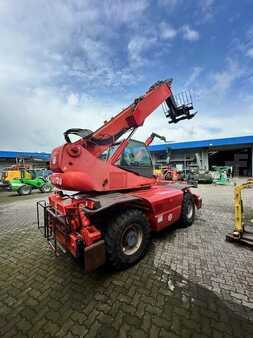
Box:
2 168 32 183
153 164 163 177
226 179 253 246
2 169 21 182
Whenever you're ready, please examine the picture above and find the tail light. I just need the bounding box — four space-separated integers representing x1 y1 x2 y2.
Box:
84 199 100 210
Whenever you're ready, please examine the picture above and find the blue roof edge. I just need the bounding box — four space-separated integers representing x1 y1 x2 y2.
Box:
1 135 253 157
0 150 50 160
148 135 253 151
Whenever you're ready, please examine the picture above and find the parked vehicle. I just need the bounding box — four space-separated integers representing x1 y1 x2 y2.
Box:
8 169 52 195
37 80 201 272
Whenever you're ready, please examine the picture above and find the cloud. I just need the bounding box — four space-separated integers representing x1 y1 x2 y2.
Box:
103 0 149 24
247 26 253 41
189 58 248 120
188 59 245 106
199 0 215 21
211 59 244 94
181 25 200 41
242 27 253 59
0 0 151 151
184 66 203 88
158 0 179 10
128 35 157 65
0 86 121 152
67 93 79 106
159 22 177 40
229 26 253 61
246 48 253 58
0 0 149 94
0 0 252 154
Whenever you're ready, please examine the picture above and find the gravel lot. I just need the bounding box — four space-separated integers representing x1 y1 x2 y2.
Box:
0 184 253 338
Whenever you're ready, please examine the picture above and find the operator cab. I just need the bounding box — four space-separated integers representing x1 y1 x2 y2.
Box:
102 139 154 178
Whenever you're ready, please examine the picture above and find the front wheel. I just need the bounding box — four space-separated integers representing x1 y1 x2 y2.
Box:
104 209 150 270
18 185 32 196
40 183 52 193
179 192 195 227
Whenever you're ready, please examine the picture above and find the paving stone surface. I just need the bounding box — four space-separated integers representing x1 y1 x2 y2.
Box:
0 185 253 338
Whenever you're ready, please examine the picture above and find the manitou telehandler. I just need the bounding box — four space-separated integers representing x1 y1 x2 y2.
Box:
37 80 202 271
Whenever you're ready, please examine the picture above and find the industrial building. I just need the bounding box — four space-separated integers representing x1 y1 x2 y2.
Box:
149 135 253 177
1 134 253 177
0 150 50 172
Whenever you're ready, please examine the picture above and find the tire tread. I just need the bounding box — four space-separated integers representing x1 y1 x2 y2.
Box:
104 209 150 270
179 192 195 227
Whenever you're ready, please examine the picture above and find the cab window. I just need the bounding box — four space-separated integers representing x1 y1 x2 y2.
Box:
100 140 154 178
118 140 153 177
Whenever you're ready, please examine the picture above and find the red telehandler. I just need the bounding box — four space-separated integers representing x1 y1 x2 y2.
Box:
37 80 202 271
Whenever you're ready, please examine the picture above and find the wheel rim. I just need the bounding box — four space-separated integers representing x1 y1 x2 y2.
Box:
187 202 193 219
121 224 143 256
22 186 30 194
43 184 51 192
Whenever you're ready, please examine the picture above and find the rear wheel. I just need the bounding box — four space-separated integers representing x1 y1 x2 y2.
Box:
18 185 32 196
179 192 195 227
40 183 52 193
104 209 150 270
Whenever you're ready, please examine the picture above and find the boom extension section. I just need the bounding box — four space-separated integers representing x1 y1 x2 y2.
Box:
62 80 196 155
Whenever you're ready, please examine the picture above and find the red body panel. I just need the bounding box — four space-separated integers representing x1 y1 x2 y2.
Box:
130 184 183 231
47 183 199 255
50 144 155 192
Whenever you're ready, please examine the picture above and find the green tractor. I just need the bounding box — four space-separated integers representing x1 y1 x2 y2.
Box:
8 169 53 196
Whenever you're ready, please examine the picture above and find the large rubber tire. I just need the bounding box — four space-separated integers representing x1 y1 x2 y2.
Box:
179 192 195 227
18 185 32 196
104 209 151 270
40 183 52 193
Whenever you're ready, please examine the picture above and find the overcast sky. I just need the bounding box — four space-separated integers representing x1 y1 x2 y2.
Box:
1 0 253 152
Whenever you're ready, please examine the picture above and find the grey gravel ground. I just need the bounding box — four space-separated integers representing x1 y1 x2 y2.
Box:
0 184 253 338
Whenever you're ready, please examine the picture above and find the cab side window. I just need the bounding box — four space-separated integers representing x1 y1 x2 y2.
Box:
119 140 153 177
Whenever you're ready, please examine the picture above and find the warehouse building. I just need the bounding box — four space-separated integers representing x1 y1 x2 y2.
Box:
1 135 253 178
149 135 253 177
0 151 50 172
